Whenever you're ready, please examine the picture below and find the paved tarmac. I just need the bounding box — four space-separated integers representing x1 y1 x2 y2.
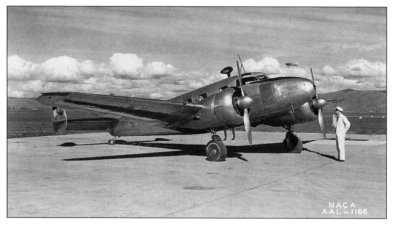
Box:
7 132 386 218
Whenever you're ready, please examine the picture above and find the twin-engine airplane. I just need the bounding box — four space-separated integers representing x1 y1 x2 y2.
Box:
38 58 329 161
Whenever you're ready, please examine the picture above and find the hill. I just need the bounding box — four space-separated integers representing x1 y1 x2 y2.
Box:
8 97 51 110
7 89 387 138
319 89 386 114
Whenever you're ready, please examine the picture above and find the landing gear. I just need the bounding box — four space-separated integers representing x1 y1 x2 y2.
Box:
206 134 227 162
283 125 303 153
223 127 235 140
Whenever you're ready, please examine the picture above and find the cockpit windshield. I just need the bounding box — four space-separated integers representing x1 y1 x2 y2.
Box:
239 72 269 85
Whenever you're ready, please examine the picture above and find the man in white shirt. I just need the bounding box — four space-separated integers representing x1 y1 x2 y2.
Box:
332 106 351 162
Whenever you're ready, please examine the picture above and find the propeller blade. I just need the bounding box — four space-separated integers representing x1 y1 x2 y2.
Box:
318 108 326 139
310 67 315 85
237 55 247 74
236 61 245 96
237 58 252 146
244 109 252 146
310 67 318 98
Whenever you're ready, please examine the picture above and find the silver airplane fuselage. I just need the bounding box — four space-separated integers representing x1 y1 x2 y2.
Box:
167 75 317 133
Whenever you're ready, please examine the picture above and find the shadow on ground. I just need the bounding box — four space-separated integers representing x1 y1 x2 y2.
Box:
302 149 338 161
325 137 369 141
60 139 325 162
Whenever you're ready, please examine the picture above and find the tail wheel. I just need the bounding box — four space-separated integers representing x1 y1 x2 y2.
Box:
206 140 227 161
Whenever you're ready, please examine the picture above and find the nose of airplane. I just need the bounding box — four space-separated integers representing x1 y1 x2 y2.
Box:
300 78 315 96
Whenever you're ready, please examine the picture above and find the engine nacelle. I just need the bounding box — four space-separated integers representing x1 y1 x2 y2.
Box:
212 88 244 127
292 101 318 123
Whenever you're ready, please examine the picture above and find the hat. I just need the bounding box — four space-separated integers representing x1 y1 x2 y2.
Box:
336 106 344 112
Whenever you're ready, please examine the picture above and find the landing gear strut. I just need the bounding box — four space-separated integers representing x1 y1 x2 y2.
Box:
283 125 303 153
206 133 227 162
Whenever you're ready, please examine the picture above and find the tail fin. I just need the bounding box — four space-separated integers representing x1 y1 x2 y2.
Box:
52 107 67 134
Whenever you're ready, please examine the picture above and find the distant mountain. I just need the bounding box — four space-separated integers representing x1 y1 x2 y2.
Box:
7 89 386 137
7 97 50 110
319 89 386 114
8 89 387 113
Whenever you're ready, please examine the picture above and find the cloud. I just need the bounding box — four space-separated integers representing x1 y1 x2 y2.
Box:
39 56 82 82
8 55 38 80
7 54 386 99
143 61 176 76
314 75 361 93
242 57 309 78
7 53 185 98
8 80 44 98
316 59 386 91
338 59 386 77
321 65 337 75
110 53 143 78
241 56 386 93
243 57 281 74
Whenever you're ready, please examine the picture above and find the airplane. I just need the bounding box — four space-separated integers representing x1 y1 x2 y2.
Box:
37 58 329 162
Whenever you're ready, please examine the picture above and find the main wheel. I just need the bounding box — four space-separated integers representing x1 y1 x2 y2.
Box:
283 133 303 153
206 140 227 162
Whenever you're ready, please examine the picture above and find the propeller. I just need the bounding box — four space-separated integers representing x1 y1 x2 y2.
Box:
310 67 327 139
318 108 326 138
236 60 253 146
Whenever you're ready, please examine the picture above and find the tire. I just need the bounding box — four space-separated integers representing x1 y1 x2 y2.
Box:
206 140 227 161
283 134 303 153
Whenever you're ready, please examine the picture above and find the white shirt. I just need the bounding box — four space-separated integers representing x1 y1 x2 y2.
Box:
333 113 351 135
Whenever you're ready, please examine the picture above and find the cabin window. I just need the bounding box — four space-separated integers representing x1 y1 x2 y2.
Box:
184 98 192 104
256 75 268 80
219 86 228 92
243 76 257 84
198 93 207 101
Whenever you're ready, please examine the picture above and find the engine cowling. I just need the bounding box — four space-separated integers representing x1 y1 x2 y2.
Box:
212 88 244 127
292 101 318 123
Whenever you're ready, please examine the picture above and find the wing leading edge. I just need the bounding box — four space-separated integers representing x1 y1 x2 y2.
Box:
37 92 206 125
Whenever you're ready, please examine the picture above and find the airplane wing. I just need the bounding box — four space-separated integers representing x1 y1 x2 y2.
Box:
37 92 206 125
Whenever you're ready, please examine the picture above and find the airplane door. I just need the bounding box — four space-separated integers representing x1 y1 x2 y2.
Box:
259 83 277 109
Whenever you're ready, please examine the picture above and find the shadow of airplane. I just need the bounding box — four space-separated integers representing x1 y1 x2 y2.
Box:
61 139 317 162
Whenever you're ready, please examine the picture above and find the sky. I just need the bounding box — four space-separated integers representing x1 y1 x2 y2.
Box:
7 7 386 99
